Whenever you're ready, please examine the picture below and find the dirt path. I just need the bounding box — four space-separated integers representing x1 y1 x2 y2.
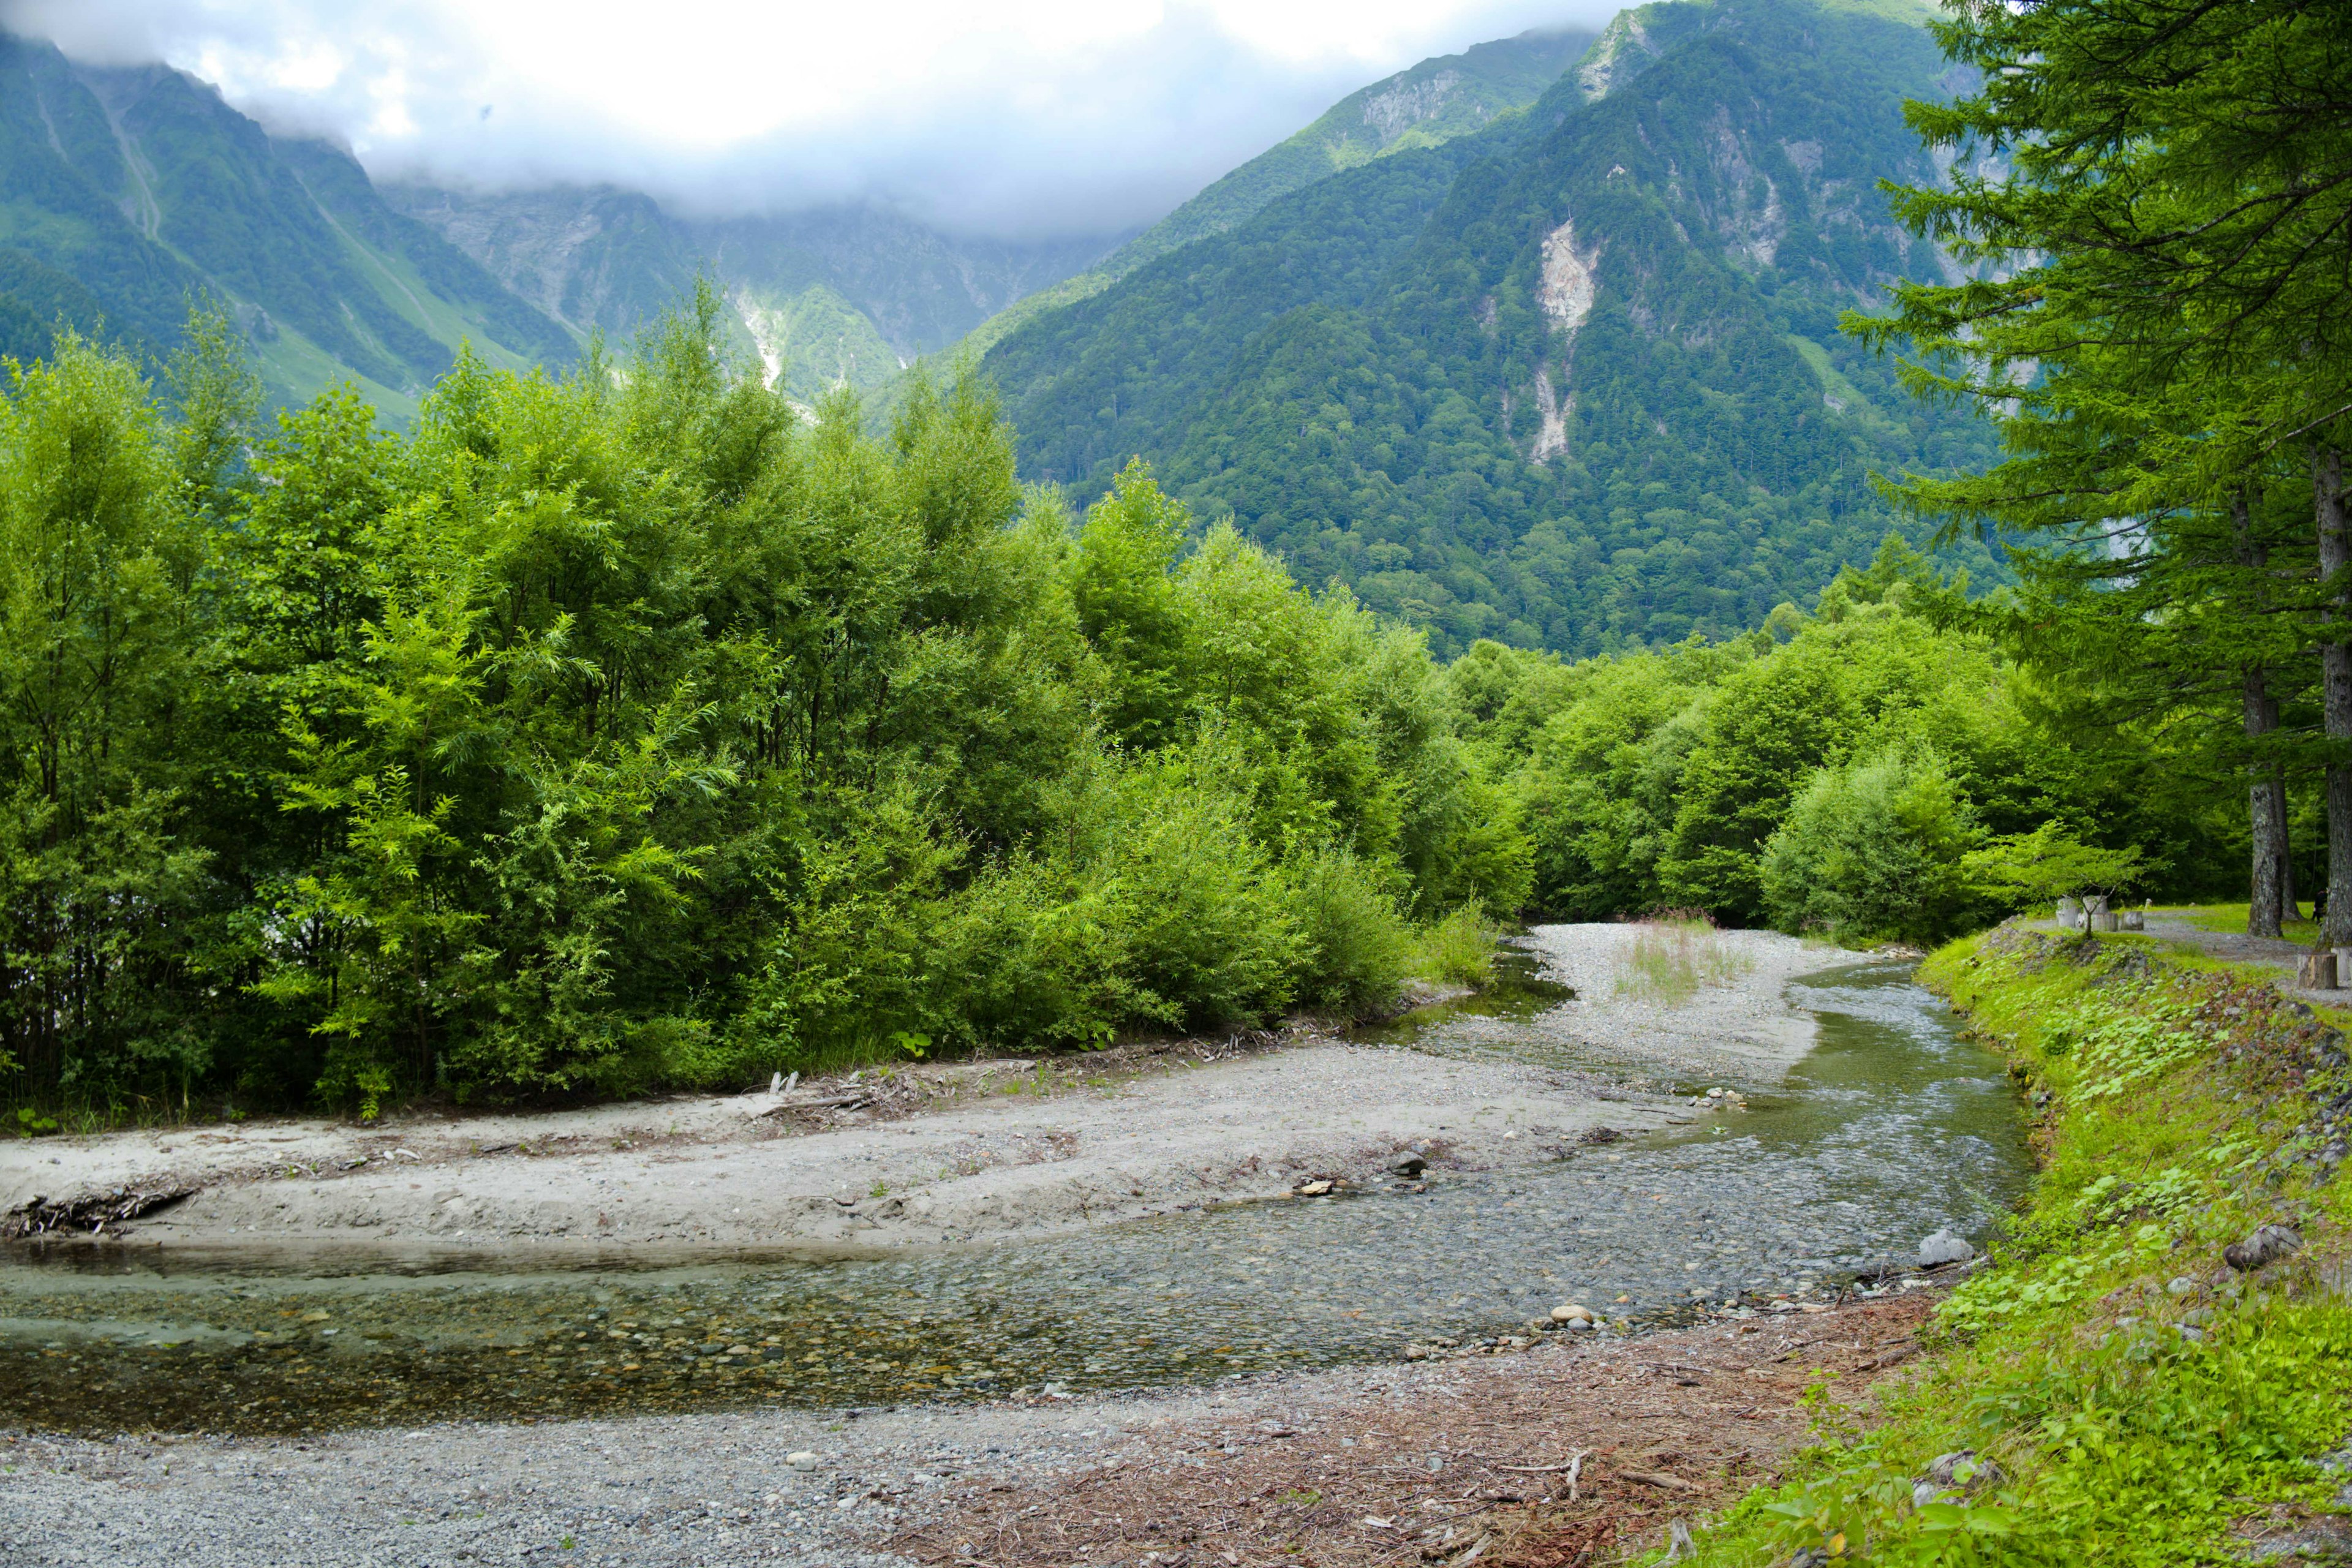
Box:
886 1292 1939 1568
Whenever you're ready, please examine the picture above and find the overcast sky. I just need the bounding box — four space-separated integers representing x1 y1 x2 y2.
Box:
1 0 1618 238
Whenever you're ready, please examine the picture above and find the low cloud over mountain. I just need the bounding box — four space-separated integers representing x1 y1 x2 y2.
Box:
0 0 1615 236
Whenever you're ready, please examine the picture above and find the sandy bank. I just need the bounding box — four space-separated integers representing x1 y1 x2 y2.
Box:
3 924 1849 1257
4 1036 1679 1256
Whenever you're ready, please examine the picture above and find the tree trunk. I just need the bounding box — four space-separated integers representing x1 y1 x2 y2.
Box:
2277 769 2298 918
2318 448 2352 942
2236 491 2294 936
2245 667 2288 937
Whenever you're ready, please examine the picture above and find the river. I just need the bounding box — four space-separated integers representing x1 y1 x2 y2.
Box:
0 954 2031 1437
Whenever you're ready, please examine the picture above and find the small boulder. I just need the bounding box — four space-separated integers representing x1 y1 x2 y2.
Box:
1389 1153 1428 1177
1295 1179 1335 1197
1550 1303 1596 1325
787 1451 820 1471
1918 1229 1975 1267
2224 1223 2304 1272
1910 1448 2003 1508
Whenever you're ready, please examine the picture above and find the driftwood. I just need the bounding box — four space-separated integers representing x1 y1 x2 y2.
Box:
4 1185 196 1240
752 1090 880 1118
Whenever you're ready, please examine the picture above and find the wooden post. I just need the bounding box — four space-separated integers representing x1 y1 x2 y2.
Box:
2299 950 2339 989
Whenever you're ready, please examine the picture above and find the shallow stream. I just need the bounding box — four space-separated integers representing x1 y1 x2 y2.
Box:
0 956 2032 1436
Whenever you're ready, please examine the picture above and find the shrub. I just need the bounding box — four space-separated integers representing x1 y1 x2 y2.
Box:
1411 899 1501 989
1761 750 1980 945
1281 845 1411 1014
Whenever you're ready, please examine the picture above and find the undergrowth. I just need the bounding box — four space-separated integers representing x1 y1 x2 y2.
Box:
1668 924 2352 1566
1411 900 1505 990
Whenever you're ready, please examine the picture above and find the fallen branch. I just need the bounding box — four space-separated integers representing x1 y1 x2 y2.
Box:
4 1185 197 1240
1615 1471 1700 1494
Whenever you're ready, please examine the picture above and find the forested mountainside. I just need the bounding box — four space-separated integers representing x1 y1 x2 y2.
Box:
385 183 1121 405
949 25 1598 363
0 34 576 415
984 0 2005 657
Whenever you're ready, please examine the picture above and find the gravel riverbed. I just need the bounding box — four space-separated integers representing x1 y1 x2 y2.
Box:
1 928 2029 1566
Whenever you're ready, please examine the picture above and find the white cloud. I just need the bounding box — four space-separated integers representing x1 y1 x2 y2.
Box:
0 0 1619 236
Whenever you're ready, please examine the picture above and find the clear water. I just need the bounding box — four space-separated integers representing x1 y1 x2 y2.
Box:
0 954 2031 1436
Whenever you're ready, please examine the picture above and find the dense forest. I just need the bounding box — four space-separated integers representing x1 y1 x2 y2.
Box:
5 0 2339 1121
0 285 2236 1120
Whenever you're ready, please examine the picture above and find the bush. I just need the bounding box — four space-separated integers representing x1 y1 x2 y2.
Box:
1281 845 1411 1014
1411 900 1501 989
1760 750 1980 945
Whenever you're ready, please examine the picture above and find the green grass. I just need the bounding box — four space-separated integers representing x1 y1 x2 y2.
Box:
2162 901 2322 944
1611 917 1755 1005
1667 925 2352 1566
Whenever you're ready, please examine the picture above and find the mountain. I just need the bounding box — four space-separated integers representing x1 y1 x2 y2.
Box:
947 24 1599 365
383 183 1122 405
979 0 2002 657
0 34 577 416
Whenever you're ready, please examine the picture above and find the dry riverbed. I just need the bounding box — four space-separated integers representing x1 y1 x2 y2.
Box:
4 1030 1680 1259
3 926 1835 1259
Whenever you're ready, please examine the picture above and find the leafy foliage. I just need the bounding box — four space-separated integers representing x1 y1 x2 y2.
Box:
0 298 1527 1115
1455 538 2236 938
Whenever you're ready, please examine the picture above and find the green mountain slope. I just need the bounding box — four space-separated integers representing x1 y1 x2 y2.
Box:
385 184 1121 405
982 0 2000 655
0 33 578 414
944 26 1599 367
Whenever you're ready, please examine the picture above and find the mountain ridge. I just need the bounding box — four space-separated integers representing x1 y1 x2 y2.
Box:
979 0 2005 655
0 33 578 415
934 24 1602 368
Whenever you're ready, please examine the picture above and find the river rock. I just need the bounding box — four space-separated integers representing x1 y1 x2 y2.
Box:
1549 1303 1595 1325
1388 1153 1427 1177
1918 1229 1975 1267
1295 1179 1335 1197
2223 1223 2304 1272
787 1451 820 1471
1910 1449 2002 1509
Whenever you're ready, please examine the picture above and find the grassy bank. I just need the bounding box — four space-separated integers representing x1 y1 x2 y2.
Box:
1675 924 2352 1566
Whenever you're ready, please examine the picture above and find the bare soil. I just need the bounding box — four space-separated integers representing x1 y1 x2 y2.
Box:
883 1292 1939 1568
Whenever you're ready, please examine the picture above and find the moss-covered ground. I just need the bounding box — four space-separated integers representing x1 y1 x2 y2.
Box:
1668 924 2352 1566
